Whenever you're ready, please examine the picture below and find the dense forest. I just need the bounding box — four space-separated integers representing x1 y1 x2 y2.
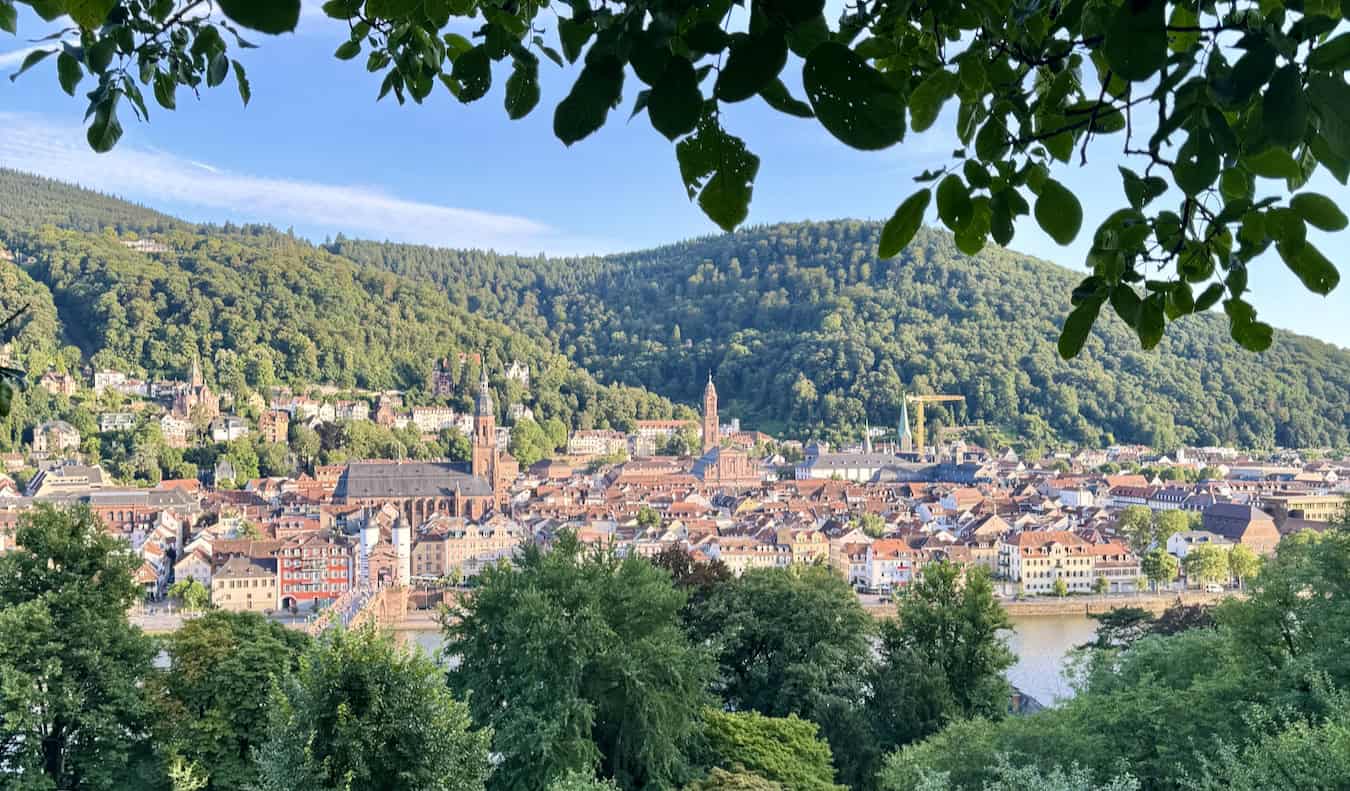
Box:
1 168 1345 450
330 223 1350 449
0 169 690 436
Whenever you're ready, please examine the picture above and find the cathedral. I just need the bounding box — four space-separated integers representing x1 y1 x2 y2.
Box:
172 356 219 420
691 374 761 488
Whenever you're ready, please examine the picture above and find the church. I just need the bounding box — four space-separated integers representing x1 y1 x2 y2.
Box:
690 374 761 489
172 357 219 420
334 368 518 523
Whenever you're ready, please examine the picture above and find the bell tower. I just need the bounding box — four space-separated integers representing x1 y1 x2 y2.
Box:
472 368 495 481
701 372 718 453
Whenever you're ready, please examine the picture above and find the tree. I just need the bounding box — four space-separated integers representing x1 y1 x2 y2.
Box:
1052 577 1069 597
1084 607 1155 651
1140 548 1179 592
1183 545 1230 587
649 544 733 619
0 505 158 789
288 423 320 468
854 513 886 539
166 578 210 612
1151 510 1191 548
12 0 1346 356
446 533 713 790
254 625 490 791
685 768 784 791
151 611 310 791
1116 506 1156 554
636 504 661 530
700 709 845 791
1226 545 1262 590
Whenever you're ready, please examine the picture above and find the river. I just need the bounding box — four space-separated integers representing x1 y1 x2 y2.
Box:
403 612 1099 708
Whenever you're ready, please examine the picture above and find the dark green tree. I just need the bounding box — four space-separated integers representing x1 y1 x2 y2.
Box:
446 533 714 791
253 625 490 791
150 611 310 791
0 504 158 790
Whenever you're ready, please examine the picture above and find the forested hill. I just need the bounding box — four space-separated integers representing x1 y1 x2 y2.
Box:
0 169 690 432
329 222 1350 450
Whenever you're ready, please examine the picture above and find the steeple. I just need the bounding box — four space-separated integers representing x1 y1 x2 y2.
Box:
898 399 913 453
701 371 718 454
475 367 493 417
864 420 873 453
189 355 203 389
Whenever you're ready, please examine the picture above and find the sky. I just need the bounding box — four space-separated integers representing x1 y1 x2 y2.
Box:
0 3 1346 348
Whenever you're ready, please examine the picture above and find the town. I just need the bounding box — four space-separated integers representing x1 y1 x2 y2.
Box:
3 354 1345 625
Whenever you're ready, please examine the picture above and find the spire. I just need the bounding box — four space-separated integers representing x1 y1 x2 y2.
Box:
864 420 873 453
898 398 913 453
476 366 493 417
189 355 203 388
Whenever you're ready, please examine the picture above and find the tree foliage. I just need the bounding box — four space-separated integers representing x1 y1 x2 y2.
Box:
445 533 714 791
700 709 845 791
0 504 157 790
253 625 491 791
7 0 1349 352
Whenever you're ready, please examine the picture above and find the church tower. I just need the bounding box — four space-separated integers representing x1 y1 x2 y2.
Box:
189 355 203 389
898 399 914 453
471 368 496 481
701 372 718 454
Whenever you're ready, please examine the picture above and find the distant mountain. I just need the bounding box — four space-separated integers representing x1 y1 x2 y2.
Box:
328 223 1350 450
0 169 692 437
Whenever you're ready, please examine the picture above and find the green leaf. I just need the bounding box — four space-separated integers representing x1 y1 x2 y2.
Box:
908 70 957 133
66 0 114 28
1216 40 1276 108
0 3 16 35
232 60 250 105
1289 192 1348 231
935 175 972 232
1058 298 1102 359
1194 282 1225 311
86 93 122 152
335 40 361 60
878 189 930 258
206 51 228 87
153 71 177 110
553 56 623 146
1263 65 1307 148
322 0 361 18
1242 147 1301 179
451 46 491 103
758 78 813 118
647 57 701 140
1224 299 1273 351
803 42 904 150
675 112 760 231
557 18 591 63
1119 166 1166 209
715 31 788 103
56 51 81 96
217 0 300 34
1103 0 1167 81
1137 292 1166 349
504 57 540 120
1167 5 1199 52
1277 240 1340 294
1173 130 1219 194
1307 32 1350 71
9 48 53 81
1034 179 1083 245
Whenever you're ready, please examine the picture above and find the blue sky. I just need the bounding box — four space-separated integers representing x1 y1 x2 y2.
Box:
0 3 1346 348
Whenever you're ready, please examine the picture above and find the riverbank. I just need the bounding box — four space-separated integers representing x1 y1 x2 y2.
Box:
862 590 1235 618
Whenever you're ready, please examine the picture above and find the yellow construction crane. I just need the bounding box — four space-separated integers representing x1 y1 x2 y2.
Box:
904 393 964 455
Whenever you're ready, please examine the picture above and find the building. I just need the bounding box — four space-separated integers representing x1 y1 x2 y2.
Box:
775 528 829 565
412 513 524 579
172 357 220 420
999 530 1095 594
259 409 290 445
98 412 137 433
469 369 518 505
1166 529 1234 559
209 415 249 443
690 446 762 488
25 463 107 497
335 399 370 422
1201 503 1281 555
160 413 192 449
275 533 352 610
335 461 495 523
702 373 718 453
1260 493 1346 524
431 358 456 398
32 420 80 454
412 406 460 434
92 369 127 393
567 429 629 457
38 370 78 397
633 419 698 456
211 556 278 613
505 359 530 387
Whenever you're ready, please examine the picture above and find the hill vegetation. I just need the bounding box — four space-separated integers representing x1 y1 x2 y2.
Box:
330 222 1350 450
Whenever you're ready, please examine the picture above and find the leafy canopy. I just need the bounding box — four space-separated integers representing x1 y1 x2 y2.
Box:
5 0 1348 355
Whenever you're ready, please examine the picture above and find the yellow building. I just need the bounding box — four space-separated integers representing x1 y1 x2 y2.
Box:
211 556 278 613
775 528 829 565
1261 493 1346 523
412 514 524 580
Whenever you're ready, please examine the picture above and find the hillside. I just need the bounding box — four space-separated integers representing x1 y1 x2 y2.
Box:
329 223 1350 450
0 169 691 436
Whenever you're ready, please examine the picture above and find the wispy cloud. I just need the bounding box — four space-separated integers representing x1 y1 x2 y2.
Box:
0 111 610 253
0 45 55 69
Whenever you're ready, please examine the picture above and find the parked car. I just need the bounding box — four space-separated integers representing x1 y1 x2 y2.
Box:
1204 582 1225 593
